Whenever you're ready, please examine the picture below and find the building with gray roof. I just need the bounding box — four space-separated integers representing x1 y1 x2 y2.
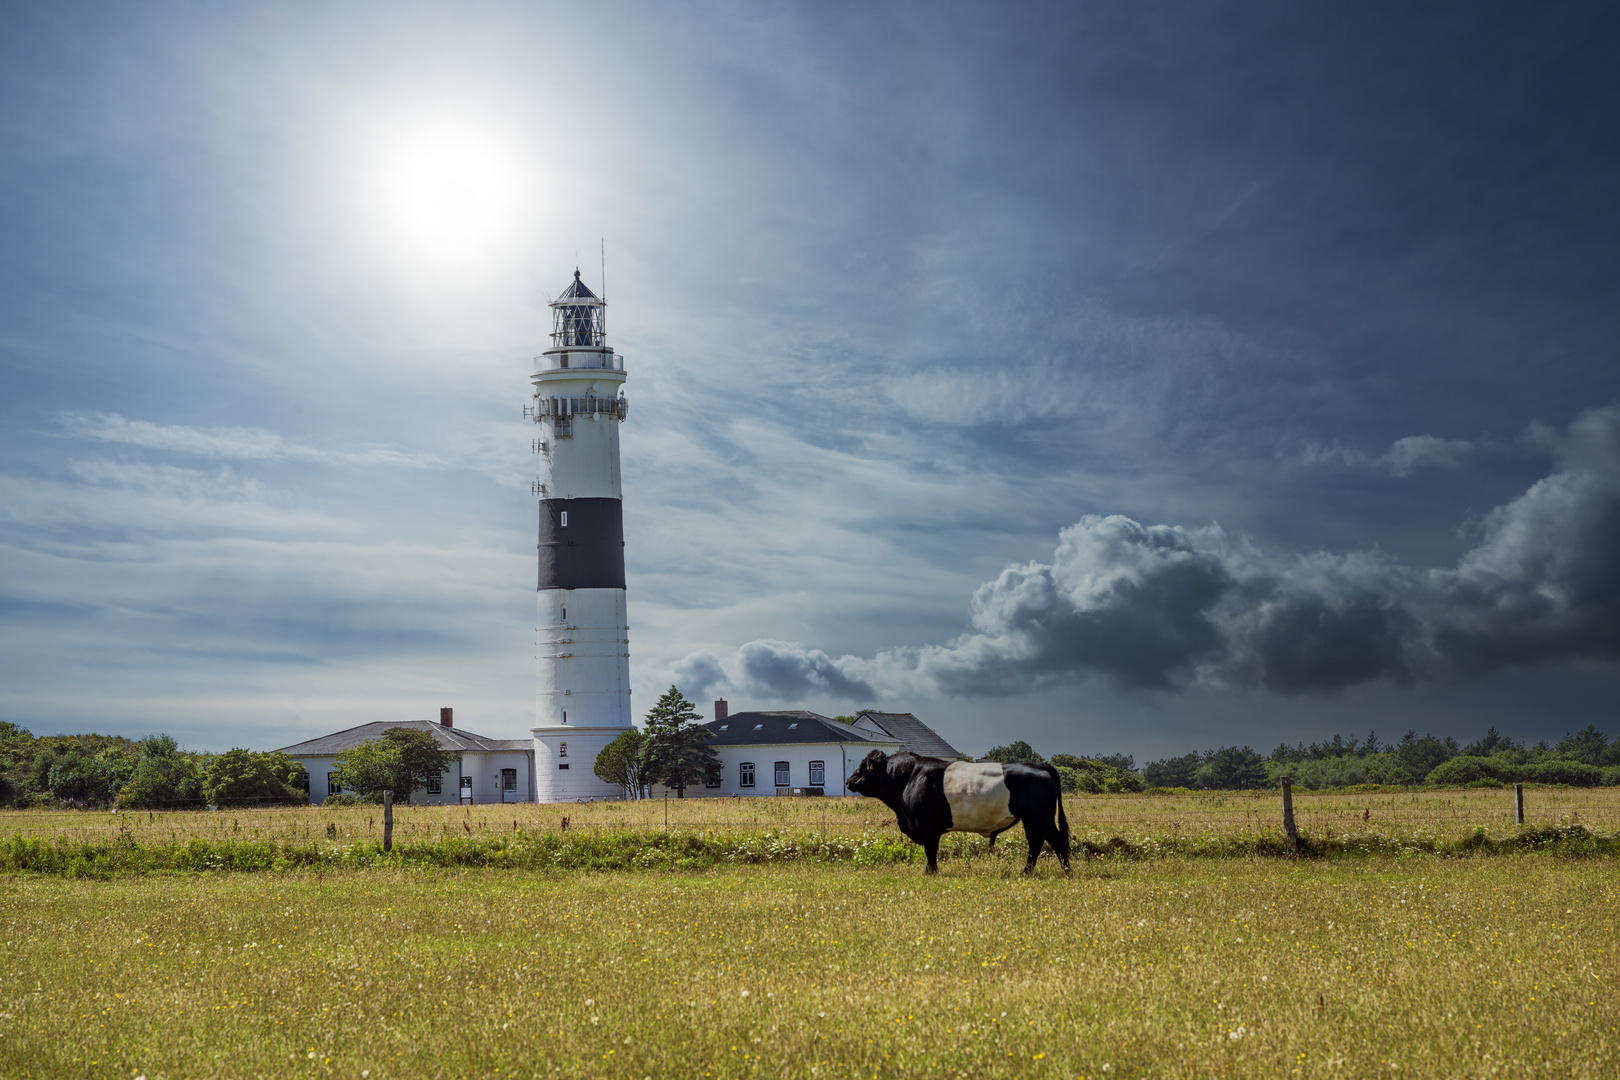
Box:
850 711 964 759
275 710 534 805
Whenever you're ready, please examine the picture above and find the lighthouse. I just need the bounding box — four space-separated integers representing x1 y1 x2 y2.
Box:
528 269 632 801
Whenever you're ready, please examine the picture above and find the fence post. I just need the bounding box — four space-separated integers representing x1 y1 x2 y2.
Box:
1281 780 1300 854
383 790 394 852
1513 783 1524 827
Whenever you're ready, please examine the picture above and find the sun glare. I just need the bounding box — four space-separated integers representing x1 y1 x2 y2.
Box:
362 114 533 264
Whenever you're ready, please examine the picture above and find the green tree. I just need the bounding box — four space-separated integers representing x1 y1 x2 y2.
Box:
117 734 206 809
982 741 1044 764
639 686 721 797
1554 725 1609 767
1395 730 1459 782
1142 753 1202 789
202 749 302 806
594 728 648 799
331 728 460 803
1194 746 1267 790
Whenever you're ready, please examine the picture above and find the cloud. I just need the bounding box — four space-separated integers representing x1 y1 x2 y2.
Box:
1299 433 1476 476
682 404 1620 700
674 640 876 703
58 412 442 468
1384 435 1474 477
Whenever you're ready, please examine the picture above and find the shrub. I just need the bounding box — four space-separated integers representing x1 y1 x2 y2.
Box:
1466 777 1505 789
203 749 302 806
1054 760 1144 794
1523 760 1604 787
1602 765 1620 787
1426 755 1516 786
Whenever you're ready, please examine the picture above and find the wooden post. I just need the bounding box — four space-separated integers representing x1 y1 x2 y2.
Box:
383 790 394 852
1281 780 1300 854
1513 783 1524 827
664 791 669 832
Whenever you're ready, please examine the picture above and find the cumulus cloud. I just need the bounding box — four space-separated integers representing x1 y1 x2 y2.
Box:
679 404 1620 699
58 412 441 468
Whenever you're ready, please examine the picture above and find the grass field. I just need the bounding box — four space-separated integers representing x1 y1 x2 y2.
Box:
2 795 1617 1078
2 856 1616 1079
5 784 1619 853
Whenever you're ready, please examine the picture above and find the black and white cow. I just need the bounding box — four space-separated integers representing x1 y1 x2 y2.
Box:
846 750 1071 875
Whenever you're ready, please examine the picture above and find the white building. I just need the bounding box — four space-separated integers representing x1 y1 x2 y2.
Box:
528 270 633 801
656 709 903 798
850 710 965 759
275 710 533 805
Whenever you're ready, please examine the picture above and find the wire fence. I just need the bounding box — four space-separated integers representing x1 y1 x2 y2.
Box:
3 785 1616 848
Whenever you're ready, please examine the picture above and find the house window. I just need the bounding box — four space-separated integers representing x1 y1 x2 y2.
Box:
809 761 825 786
705 771 721 789
298 771 310 793
502 769 518 791
774 761 790 786
739 762 755 788
327 772 340 797
427 775 442 794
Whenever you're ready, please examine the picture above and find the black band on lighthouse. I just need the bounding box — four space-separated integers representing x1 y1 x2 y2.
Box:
538 498 625 590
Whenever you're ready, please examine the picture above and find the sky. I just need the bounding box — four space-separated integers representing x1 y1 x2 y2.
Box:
2 1 1618 760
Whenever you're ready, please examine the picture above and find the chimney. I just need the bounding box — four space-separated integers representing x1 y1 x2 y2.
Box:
713 699 728 722
439 707 453 728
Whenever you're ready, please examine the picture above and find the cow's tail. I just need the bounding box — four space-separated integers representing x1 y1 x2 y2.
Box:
1041 763 1072 868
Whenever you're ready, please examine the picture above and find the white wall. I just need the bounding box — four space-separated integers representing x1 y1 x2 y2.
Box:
284 751 531 805
651 740 901 798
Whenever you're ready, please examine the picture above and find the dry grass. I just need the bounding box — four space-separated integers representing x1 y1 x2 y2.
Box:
4 785 1618 852
1 856 1616 1078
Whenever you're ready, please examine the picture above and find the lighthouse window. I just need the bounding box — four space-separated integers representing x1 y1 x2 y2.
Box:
559 742 567 758
560 511 568 527
739 762 756 788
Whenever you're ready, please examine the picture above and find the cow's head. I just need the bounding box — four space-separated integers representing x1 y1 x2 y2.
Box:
846 750 890 796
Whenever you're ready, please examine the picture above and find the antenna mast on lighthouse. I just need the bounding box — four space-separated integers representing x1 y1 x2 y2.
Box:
527 268 632 801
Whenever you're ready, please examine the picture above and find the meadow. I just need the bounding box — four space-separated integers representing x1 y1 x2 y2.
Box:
2 854 1616 1079
4 783 1619 852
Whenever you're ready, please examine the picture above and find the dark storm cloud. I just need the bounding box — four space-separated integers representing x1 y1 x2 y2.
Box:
682 405 1620 698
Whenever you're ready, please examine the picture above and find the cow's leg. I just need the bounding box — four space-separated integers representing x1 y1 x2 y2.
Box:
1022 823 1044 874
923 834 941 875
986 821 1017 852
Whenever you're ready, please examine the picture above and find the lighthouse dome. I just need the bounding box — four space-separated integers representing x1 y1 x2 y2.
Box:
550 269 605 348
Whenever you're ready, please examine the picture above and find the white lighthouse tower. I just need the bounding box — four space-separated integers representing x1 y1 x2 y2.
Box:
528 269 632 800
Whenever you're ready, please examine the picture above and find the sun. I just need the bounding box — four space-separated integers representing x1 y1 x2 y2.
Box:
362 113 533 264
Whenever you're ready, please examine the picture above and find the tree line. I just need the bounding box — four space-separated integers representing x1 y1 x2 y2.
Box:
0 722 460 808
1008 725 1620 791
0 724 306 808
